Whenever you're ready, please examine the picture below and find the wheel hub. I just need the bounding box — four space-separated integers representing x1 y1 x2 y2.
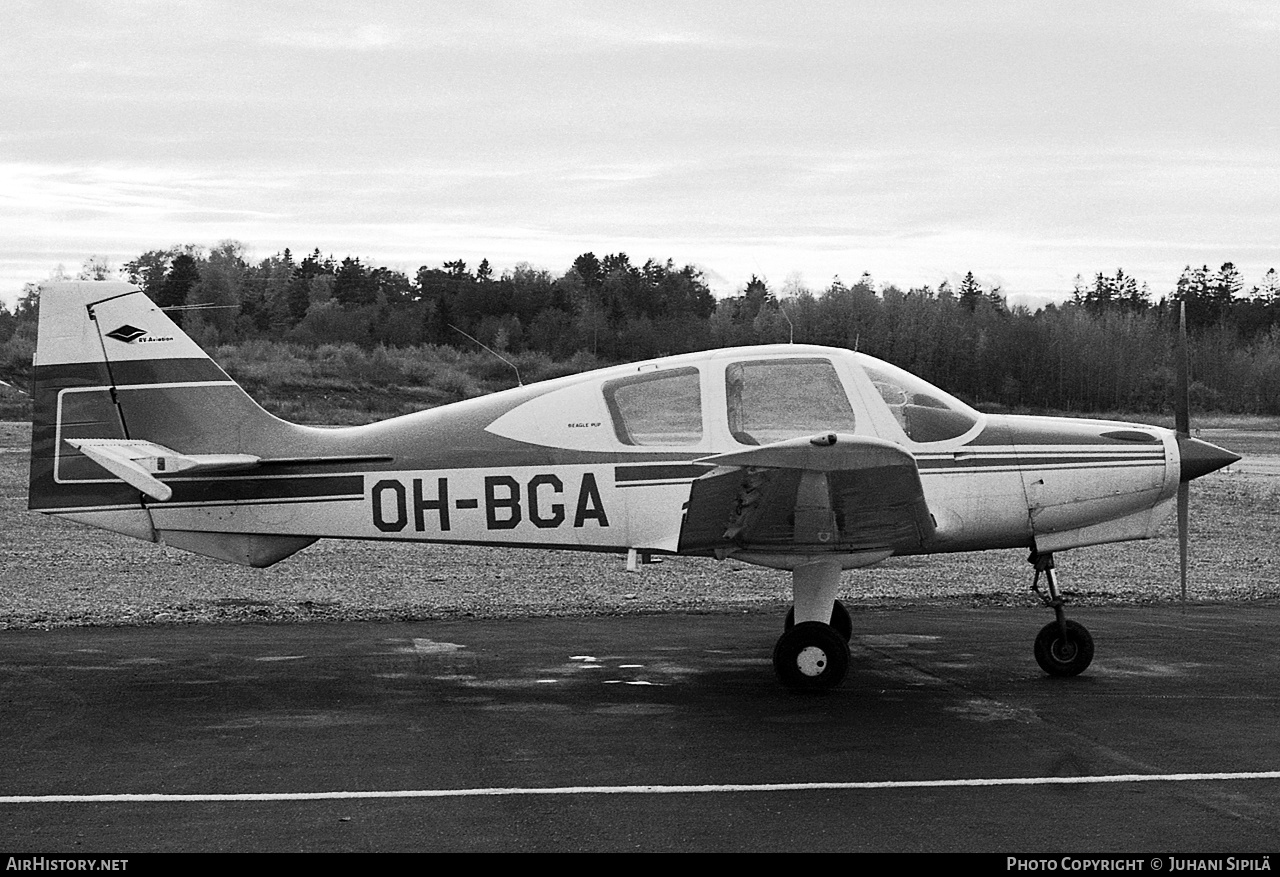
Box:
795 646 829 677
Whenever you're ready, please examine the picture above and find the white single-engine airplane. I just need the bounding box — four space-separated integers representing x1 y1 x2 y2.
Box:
29 282 1239 690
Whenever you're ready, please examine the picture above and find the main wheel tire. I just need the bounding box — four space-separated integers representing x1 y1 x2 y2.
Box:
1034 619 1095 677
784 599 853 642
773 621 850 691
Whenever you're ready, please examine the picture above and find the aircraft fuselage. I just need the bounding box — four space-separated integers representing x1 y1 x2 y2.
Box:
36 342 1210 568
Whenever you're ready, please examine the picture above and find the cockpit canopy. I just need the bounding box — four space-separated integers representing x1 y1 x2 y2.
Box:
486 345 984 452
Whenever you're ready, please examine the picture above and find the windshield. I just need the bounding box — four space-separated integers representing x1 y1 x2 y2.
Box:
858 356 980 443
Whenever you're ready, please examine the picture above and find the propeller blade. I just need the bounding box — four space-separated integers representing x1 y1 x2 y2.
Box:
1175 300 1191 604
1174 436 1239 607
1170 302 1240 605
1175 299 1191 605
1177 480 1189 604
1175 301 1190 436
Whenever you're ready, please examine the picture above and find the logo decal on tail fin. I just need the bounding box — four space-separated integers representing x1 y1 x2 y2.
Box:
105 325 148 343
105 324 172 344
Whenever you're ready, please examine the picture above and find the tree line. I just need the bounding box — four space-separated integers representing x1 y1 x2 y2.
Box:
3 243 1279 415
102 243 718 362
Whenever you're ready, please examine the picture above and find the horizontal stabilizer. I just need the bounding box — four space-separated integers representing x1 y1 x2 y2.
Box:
65 439 260 502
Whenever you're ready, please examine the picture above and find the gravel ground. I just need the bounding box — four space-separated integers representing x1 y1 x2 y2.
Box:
3 422 1278 630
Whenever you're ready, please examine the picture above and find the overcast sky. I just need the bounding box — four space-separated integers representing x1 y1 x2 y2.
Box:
2 0 1277 309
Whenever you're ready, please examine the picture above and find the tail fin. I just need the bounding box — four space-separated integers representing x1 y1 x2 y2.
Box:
28 282 318 566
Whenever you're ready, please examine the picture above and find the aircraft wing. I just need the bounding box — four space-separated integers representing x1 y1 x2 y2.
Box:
677 432 935 556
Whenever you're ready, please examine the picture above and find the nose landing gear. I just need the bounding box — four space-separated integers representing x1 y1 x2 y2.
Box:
1029 552 1094 677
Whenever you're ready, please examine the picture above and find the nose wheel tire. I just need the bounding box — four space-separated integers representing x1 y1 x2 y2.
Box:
773 621 850 691
784 599 853 642
1034 619 1094 677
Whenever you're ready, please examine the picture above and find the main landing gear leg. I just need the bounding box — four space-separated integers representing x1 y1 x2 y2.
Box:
773 558 850 691
1029 552 1094 677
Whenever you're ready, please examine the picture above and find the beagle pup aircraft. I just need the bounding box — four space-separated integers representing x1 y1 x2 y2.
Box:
29 282 1238 691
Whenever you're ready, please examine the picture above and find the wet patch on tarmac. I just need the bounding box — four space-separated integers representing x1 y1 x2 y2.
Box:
946 697 1040 724
1092 658 1208 677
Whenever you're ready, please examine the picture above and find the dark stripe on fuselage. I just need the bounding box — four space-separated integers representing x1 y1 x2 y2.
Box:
615 463 714 484
31 472 363 511
161 474 364 505
916 452 1164 471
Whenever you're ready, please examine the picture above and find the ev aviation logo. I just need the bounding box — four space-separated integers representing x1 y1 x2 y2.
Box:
105 324 173 344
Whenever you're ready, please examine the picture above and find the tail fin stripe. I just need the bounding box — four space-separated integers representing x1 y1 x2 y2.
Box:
31 363 235 393
102 358 233 386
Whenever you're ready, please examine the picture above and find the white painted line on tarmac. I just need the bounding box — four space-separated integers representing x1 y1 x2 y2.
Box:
4 771 1280 803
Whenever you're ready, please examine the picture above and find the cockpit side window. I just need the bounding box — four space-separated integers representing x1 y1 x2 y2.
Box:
603 367 703 446
725 358 856 445
862 362 979 443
